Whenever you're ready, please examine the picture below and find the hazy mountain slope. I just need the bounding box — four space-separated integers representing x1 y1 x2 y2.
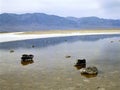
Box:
0 13 120 32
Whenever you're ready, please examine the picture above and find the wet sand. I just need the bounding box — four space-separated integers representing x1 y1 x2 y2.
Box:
0 34 120 90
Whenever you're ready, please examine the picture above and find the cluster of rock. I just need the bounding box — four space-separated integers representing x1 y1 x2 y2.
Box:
21 54 34 65
74 59 98 76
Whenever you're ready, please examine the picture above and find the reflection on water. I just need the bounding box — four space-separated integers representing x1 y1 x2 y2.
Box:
0 34 120 49
21 59 34 66
74 65 86 70
81 73 97 78
0 34 120 90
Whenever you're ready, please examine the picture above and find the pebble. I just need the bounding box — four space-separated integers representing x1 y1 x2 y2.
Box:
97 87 106 90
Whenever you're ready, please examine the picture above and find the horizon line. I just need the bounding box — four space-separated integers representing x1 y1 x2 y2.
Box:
0 12 120 20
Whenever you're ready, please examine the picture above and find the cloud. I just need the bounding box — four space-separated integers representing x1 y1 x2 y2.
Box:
99 0 120 19
0 0 120 19
0 0 99 12
101 0 120 11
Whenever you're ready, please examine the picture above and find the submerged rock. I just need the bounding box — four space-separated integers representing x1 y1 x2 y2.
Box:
32 45 35 48
97 87 106 90
80 66 98 75
10 50 14 53
110 41 114 43
65 56 71 58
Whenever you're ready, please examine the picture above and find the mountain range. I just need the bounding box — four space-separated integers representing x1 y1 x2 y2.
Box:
0 13 120 32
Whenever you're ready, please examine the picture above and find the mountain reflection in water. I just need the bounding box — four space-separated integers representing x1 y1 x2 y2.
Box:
0 34 120 49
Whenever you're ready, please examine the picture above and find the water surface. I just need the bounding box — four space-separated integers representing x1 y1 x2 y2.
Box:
0 34 120 90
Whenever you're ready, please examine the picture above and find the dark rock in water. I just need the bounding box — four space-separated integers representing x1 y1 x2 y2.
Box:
74 59 86 69
21 54 34 66
110 41 114 43
80 66 98 75
21 54 34 61
32 45 35 48
65 56 71 58
10 50 14 53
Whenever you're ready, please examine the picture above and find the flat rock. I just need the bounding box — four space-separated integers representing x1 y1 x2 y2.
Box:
80 66 98 75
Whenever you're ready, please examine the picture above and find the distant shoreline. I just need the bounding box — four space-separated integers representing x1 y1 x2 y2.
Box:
0 30 120 43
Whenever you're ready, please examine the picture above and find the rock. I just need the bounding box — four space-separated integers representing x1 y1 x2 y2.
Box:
97 87 106 90
21 54 34 61
65 56 71 58
21 54 34 65
32 45 35 48
75 59 86 66
80 66 98 75
10 50 14 53
110 41 114 43
74 59 86 69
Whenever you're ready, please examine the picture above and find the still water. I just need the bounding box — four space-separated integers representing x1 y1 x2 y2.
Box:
0 34 120 90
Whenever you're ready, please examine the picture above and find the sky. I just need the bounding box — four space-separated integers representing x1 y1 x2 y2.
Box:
0 0 120 19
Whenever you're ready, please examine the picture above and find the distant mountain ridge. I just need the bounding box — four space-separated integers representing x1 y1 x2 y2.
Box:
0 13 120 32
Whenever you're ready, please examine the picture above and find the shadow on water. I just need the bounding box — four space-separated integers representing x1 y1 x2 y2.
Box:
0 34 120 49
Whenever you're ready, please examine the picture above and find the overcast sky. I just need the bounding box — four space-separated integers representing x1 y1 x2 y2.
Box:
0 0 120 19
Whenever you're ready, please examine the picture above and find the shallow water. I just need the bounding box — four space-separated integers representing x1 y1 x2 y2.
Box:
0 34 120 90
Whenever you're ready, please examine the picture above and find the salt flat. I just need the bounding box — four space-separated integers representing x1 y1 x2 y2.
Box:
0 30 120 42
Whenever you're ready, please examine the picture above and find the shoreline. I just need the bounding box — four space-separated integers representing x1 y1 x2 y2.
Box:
0 30 120 43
